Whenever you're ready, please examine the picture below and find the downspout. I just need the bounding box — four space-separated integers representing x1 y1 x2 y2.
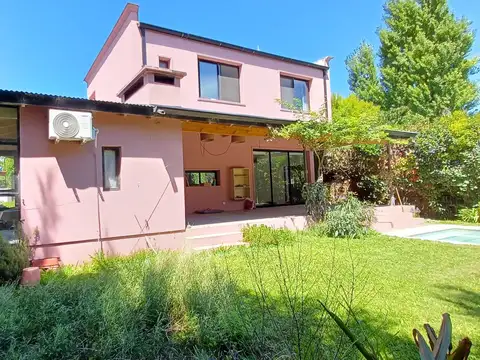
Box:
140 26 147 66
321 56 334 120
323 69 329 119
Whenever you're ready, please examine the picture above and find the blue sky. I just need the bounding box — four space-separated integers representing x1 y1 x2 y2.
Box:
0 0 478 99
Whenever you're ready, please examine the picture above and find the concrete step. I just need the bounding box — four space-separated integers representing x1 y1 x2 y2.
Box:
184 231 244 250
373 217 425 232
374 205 416 215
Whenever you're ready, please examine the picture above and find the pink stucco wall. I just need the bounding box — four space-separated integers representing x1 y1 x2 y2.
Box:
145 30 330 121
85 4 142 102
182 132 308 214
20 106 186 263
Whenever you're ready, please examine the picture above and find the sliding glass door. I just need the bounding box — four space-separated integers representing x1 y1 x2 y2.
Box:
253 150 306 206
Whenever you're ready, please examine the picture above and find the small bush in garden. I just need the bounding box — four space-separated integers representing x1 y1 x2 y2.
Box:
0 237 30 285
325 194 375 238
242 225 295 246
303 182 330 222
457 203 480 223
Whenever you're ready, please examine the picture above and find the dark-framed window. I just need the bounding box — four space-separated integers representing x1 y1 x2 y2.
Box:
0 106 20 241
185 170 219 187
154 74 175 85
124 78 144 101
198 60 240 102
102 147 121 191
159 58 170 69
280 76 310 111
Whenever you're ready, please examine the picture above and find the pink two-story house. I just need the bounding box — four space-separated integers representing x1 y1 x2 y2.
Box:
0 3 332 263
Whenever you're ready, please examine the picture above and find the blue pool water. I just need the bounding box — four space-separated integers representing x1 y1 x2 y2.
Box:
410 228 480 245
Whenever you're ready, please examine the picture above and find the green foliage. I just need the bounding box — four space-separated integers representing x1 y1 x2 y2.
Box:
347 0 479 124
0 237 29 285
357 175 390 204
241 225 295 246
379 0 479 119
303 182 330 222
0 232 480 358
457 204 480 223
271 96 387 181
346 42 384 105
324 194 375 238
404 112 480 217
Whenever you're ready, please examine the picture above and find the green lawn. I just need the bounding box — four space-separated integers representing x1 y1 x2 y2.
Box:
0 231 479 359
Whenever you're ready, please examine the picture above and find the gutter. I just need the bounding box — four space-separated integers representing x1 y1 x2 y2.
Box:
139 22 328 72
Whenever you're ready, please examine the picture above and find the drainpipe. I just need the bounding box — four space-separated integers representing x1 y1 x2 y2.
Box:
321 56 334 120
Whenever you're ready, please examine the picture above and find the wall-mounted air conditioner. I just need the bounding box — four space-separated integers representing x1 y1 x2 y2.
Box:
48 109 94 142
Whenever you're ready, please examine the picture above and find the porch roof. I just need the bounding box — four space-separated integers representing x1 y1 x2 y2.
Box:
0 89 417 139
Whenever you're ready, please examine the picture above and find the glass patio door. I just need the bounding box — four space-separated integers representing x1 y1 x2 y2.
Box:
253 150 306 206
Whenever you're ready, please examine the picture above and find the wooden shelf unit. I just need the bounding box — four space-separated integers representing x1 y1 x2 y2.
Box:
232 167 250 201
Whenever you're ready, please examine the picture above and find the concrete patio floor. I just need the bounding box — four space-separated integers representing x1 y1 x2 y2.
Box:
186 205 307 228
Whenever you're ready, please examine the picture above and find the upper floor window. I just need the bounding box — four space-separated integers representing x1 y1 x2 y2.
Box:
198 60 240 103
159 58 170 69
280 76 309 111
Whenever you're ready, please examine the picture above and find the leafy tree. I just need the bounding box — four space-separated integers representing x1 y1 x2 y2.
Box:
271 100 387 182
345 42 384 105
399 111 480 217
379 0 479 118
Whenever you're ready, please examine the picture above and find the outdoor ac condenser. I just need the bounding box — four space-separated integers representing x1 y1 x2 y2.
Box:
48 109 94 142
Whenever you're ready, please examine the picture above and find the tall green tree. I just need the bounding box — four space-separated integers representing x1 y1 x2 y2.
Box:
346 42 383 105
379 0 478 118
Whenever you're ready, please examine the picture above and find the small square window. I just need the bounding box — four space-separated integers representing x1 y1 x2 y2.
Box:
159 59 170 69
102 147 121 190
185 171 219 187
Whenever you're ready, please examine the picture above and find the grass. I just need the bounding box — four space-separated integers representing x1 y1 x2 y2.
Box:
426 219 480 226
0 230 479 359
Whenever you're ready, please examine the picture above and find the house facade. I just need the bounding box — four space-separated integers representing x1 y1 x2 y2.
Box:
0 3 332 263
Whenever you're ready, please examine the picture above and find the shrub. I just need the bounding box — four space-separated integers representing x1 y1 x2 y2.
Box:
303 182 330 222
242 225 295 246
324 194 375 238
0 237 30 285
457 203 480 223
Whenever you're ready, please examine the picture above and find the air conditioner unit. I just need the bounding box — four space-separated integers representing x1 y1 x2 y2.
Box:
48 109 94 142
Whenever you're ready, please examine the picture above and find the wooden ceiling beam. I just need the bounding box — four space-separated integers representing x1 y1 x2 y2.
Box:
181 121 269 137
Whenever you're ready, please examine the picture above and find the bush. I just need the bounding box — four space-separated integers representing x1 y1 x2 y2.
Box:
303 182 330 222
0 237 30 285
242 225 295 246
457 203 480 223
324 194 375 238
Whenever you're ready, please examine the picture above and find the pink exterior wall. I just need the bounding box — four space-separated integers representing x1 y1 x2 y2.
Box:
145 30 330 121
20 106 186 264
182 132 305 214
85 4 142 102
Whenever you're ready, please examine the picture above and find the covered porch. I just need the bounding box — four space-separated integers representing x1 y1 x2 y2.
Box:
181 120 315 216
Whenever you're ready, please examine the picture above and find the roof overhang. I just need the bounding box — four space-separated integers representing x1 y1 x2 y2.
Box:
117 66 187 97
139 22 329 72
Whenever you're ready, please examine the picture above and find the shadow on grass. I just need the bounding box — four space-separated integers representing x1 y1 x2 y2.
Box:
434 284 480 318
0 248 423 360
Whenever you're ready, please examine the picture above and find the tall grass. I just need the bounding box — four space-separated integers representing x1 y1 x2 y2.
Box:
0 228 422 359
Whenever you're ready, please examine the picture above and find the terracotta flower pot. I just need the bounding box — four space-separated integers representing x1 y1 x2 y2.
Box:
31 257 61 269
20 267 40 286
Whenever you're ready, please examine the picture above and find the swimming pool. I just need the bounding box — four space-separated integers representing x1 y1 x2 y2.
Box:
409 228 480 245
386 225 480 245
